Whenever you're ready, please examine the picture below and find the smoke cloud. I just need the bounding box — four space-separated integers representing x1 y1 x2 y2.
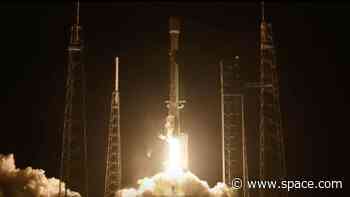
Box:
0 154 80 197
116 171 236 197
0 154 235 197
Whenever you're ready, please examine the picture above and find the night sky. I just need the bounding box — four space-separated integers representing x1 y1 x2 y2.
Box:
0 2 347 197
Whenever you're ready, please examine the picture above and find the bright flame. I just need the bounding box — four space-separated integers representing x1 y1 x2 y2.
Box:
115 133 235 196
165 136 184 178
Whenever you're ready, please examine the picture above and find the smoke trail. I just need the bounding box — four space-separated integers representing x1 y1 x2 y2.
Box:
0 154 80 197
116 171 236 197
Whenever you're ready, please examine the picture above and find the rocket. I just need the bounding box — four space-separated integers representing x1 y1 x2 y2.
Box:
166 16 183 138
158 16 184 139
160 16 188 170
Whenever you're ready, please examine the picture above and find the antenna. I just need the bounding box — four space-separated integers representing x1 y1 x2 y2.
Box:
76 1 80 26
261 1 265 21
71 1 81 43
115 57 119 92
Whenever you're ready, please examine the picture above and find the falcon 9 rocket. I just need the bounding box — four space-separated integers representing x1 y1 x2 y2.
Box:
160 16 188 171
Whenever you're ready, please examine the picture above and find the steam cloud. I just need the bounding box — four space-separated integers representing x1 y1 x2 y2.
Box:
0 154 235 197
116 171 236 197
0 154 80 197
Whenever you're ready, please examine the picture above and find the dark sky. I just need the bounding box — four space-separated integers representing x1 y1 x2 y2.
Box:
0 2 347 197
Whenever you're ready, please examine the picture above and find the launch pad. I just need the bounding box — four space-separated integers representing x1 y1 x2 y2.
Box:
57 2 287 197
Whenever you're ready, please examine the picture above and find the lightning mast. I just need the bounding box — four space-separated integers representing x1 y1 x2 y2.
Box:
258 2 287 197
104 57 122 197
59 1 89 197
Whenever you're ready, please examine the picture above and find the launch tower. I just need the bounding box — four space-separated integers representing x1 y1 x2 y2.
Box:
258 2 287 197
104 57 122 197
59 1 89 197
220 57 249 197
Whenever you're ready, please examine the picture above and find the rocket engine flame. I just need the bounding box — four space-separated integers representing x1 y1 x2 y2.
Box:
164 136 184 178
115 134 235 197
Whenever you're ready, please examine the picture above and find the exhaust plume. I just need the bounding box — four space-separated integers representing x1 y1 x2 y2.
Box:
0 154 80 197
116 170 235 197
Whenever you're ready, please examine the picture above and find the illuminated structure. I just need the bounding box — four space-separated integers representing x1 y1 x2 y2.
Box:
59 1 89 197
220 57 249 197
221 4 287 197
258 2 287 197
160 16 188 170
104 57 122 197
